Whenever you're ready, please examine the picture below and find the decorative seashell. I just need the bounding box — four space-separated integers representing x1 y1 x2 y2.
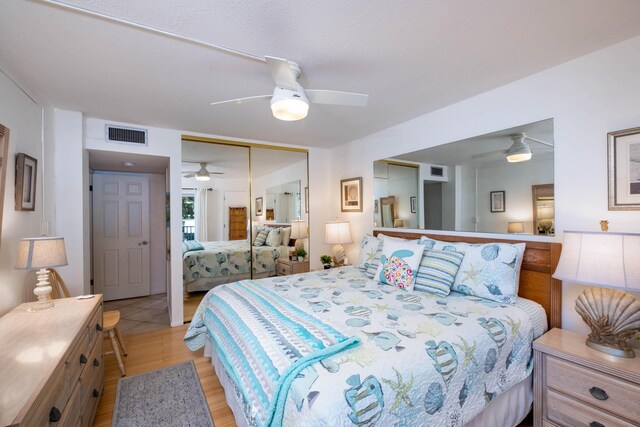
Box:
424 382 444 415
575 287 640 352
485 348 497 373
481 244 500 261
443 245 457 252
331 244 346 265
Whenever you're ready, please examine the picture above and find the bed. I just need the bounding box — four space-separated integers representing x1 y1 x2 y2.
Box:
186 231 562 426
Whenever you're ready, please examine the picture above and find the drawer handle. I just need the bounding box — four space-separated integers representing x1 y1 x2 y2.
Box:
49 407 61 422
79 353 88 364
93 358 100 367
589 422 605 427
93 388 100 398
96 323 103 332
589 386 609 401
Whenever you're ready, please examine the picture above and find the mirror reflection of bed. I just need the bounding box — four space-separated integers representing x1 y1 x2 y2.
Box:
181 140 309 322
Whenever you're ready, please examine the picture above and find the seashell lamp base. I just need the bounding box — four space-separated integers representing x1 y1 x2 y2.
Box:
332 244 346 267
575 287 640 359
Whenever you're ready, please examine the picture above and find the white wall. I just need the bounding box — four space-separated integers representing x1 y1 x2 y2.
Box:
329 35 640 335
0 69 52 316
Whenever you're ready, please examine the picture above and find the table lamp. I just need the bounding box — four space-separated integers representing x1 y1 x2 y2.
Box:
507 222 524 234
290 219 308 252
553 231 640 358
325 220 352 267
393 218 404 228
15 237 68 312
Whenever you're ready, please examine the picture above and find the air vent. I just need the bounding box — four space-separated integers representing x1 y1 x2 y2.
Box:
430 166 444 177
105 125 148 146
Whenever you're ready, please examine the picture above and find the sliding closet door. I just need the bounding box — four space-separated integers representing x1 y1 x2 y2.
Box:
250 147 309 278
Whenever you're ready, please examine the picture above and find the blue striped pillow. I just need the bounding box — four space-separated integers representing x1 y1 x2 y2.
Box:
414 249 465 296
182 240 204 254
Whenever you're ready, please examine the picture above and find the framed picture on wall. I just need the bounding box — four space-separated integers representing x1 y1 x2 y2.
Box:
255 197 263 216
608 126 640 210
340 177 363 212
15 153 37 211
490 191 505 213
305 186 309 213
410 196 417 213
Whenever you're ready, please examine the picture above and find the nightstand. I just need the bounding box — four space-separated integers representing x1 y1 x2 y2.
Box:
276 258 310 276
533 328 640 427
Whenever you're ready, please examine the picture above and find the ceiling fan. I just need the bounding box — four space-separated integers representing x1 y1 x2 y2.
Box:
182 162 224 181
472 133 553 163
210 56 369 121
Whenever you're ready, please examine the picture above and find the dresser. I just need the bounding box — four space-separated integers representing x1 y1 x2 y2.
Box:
533 328 640 427
276 258 310 276
0 296 104 427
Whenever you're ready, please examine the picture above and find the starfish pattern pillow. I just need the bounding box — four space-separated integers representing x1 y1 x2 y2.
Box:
374 238 425 291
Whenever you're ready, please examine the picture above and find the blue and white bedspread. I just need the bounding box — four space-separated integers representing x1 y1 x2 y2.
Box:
186 267 546 427
184 279 360 427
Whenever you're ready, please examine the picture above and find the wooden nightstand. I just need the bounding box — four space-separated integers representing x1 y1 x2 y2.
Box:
276 258 310 276
533 328 640 427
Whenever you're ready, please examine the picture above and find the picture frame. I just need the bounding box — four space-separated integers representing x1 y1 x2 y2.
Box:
15 152 37 211
608 126 640 210
374 199 379 214
490 191 505 213
340 177 363 212
255 197 263 216
305 186 309 213
410 196 417 213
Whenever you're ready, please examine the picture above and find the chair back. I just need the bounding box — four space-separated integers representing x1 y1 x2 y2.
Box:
49 268 71 299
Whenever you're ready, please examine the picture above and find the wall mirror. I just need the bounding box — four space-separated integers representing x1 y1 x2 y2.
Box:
180 140 309 322
373 118 554 236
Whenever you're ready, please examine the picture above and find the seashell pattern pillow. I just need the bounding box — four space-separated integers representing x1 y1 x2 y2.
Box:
357 234 382 272
364 234 417 279
374 238 425 291
265 227 282 246
419 237 525 304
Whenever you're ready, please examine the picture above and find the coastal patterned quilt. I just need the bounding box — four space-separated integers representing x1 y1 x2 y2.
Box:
187 267 544 427
183 240 284 287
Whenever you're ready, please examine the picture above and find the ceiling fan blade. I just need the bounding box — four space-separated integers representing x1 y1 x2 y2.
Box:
209 172 224 175
306 90 369 106
471 150 507 161
265 56 298 90
182 173 196 178
210 95 272 106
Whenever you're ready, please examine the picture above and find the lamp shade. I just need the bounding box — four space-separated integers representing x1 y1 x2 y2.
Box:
538 206 554 220
507 222 524 233
325 221 352 245
553 231 640 290
290 219 308 239
15 237 68 270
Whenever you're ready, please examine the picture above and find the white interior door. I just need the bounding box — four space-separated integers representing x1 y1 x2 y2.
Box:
93 173 150 301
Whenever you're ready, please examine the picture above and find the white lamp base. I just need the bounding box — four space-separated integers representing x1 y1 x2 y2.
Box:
331 244 345 267
29 268 55 312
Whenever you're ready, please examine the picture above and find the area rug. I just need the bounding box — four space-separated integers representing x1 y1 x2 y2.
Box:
112 361 215 427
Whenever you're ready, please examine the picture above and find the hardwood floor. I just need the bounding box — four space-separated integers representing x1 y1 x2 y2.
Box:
94 323 534 427
183 291 206 323
93 324 235 427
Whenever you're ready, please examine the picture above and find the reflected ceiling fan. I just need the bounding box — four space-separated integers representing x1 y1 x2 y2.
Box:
210 56 369 121
472 133 553 163
182 162 224 181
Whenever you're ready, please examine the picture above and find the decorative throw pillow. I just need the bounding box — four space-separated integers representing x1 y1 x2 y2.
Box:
252 226 268 243
182 240 204 254
265 227 283 246
357 234 381 270
364 234 418 278
420 236 525 304
414 249 465 296
281 227 292 246
253 229 269 246
374 239 425 291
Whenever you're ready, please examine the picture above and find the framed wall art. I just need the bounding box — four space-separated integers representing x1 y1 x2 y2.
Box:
608 126 640 210
15 152 37 211
490 190 505 213
255 197 263 216
340 177 363 212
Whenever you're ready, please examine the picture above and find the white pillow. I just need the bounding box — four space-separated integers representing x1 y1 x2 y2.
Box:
265 228 283 247
357 234 381 270
374 238 425 291
281 227 292 246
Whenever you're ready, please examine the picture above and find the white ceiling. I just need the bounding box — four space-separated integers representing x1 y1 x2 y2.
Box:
88 149 169 173
2 1 640 148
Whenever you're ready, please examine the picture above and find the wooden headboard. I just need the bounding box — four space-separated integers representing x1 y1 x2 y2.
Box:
373 230 563 329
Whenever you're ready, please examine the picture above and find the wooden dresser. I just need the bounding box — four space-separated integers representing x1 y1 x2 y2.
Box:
276 258 310 276
533 328 640 427
0 296 104 426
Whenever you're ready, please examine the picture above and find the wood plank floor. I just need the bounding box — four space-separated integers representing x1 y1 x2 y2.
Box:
93 324 235 427
93 323 534 427
183 291 206 323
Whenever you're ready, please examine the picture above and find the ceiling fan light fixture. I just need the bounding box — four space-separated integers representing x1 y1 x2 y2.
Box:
506 134 532 163
195 163 211 181
270 86 309 121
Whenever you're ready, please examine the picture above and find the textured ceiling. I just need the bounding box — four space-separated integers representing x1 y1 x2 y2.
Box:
2 0 640 147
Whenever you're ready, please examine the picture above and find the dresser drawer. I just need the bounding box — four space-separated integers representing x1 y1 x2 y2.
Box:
546 355 640 423
87 304 103 350
79 337 103 400
67 327 90 388
57 379 82 427
546 388 636 427
22 365 69 426
277 262 292 276
81 366 103 427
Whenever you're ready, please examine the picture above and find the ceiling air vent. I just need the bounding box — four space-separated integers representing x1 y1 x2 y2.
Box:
430 166 444 177
105 125 148 146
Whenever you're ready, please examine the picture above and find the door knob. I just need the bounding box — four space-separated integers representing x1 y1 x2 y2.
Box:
138 240 149 246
